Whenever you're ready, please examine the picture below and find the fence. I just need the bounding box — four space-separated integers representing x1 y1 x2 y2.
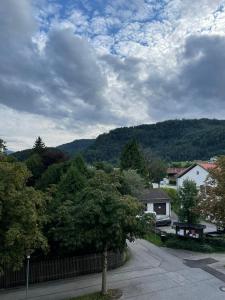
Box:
0 251 125 289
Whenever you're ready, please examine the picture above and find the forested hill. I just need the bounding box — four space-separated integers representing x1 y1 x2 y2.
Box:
11 119 225 163
57 139 95 156
82 119 225 163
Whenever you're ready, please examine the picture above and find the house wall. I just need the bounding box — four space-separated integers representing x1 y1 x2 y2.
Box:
146 202 171 217
176 165 209 189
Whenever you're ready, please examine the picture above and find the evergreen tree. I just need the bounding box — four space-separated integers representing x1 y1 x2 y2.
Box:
178 179 200 224
120 140 148 178
33 136 46 154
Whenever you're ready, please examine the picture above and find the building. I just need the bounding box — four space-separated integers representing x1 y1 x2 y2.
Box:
176 162 216 189
167 167 186 184
139 188 171 217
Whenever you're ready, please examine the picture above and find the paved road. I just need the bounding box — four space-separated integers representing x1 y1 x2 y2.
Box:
1 240 225 300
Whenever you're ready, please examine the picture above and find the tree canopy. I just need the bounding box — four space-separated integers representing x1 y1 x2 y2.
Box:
120 140 148 178
0 162 48 271
199 156 225 228
177 179 200 224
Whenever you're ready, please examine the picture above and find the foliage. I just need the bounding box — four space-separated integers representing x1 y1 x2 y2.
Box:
146 232 225 253
120 140 148 178
121 169 146 197
26 153 45 184
83 119 225 163
0 162 48 271
145 232 163 247
37 161 69 190
25 145 68 186
57 139 95 157
69 290 116 300
199 156 225 227
164 236 214 253
177 180 200 224
94 161 114 174
162 188 179 213
144 151 167 185
33 136 46 154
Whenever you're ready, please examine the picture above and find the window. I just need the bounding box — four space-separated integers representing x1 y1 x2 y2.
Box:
144 203 148 211
196 170 199 175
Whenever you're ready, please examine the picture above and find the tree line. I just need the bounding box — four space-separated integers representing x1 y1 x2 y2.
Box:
0 137 155 295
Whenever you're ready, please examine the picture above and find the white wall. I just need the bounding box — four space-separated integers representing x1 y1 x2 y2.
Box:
177 165 209 189
146 202 170 217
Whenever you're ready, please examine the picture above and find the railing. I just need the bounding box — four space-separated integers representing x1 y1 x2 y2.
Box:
0 251 125 289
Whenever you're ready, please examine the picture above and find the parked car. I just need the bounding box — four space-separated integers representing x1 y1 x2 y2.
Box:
156 216 172 226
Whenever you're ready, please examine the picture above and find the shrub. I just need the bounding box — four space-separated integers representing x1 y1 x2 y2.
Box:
164 236 214 253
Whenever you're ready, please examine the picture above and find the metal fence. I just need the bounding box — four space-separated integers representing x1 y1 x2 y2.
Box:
0 251 125 289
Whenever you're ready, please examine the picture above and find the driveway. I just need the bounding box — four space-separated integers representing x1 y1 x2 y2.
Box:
1 239 225 300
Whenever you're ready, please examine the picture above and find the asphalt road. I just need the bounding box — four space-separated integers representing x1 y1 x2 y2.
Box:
1 239 225 300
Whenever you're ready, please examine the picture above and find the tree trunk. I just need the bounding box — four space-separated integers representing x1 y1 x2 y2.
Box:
101 246 108 295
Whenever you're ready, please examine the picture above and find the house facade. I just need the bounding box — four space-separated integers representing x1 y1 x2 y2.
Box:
176 163 216 189
139 189 171 217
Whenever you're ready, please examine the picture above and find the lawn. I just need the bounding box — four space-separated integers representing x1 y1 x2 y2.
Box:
145 232 163 246
69 289 122 300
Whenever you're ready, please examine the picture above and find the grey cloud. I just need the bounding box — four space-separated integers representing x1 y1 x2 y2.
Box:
0 0 121 127
145 34 225 120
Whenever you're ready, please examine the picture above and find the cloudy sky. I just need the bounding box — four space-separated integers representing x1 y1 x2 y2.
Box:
1 0 225 150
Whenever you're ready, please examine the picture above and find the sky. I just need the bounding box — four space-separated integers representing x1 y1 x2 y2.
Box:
1 0 225 151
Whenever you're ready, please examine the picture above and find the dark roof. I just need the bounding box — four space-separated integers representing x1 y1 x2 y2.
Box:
138 188 171 203
167 168 186 175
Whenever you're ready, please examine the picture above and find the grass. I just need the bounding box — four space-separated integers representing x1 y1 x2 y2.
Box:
145 232 163 246
68 289 122 300
69 292 111 300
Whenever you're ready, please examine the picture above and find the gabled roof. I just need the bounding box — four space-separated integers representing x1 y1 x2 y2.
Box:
138 188 171 203
176 163 216 178
167 168 186 175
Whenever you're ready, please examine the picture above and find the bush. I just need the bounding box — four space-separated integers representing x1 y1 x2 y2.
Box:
164 236 214 253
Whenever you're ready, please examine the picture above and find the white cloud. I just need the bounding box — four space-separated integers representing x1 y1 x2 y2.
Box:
1 0 225 150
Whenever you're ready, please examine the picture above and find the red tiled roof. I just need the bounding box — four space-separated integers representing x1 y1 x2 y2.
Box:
198 163 217 170
177 162 217 178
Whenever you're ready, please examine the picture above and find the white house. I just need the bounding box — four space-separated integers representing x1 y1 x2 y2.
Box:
176 163 216 189
139 188 171 218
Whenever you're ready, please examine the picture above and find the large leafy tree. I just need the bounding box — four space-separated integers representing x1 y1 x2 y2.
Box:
144 151 167 186
199 157 225 228
177 179 200 224
120 140 148 178
62 171 152 295
0 162 48 272
121 169 146 197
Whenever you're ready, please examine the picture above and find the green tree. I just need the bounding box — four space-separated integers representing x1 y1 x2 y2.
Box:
69 171 151 295
199 156 225 228
145 151 167 186
120 140 148 178
0 162 48 272
177 180 200 224
37 162 69 190
121 169 146 197
33 136 46 154
25 153 45 185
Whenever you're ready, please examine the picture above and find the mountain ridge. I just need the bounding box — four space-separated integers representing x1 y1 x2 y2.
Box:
10 118 225 163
